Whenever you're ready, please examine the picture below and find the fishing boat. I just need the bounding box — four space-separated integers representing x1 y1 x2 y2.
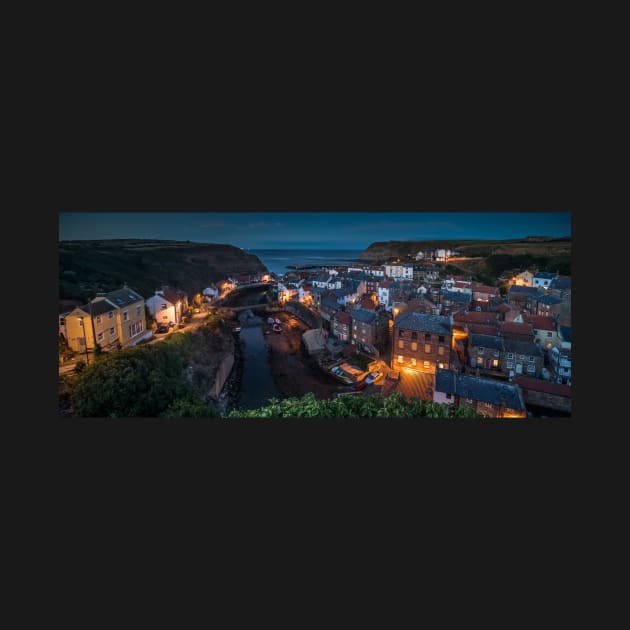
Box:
272 324 282 333
267 317 275 324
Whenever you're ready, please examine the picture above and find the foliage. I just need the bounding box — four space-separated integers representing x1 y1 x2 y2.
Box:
160 395 218 418
94 343 103 356
228 392 483 419
74 360 86 373
205 314 222 328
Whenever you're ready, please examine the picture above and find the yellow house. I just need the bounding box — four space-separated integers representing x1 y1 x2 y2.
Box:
64 286 150 353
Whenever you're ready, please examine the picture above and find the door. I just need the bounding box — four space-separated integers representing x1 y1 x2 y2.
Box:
516 363 523 374
485 359 491 369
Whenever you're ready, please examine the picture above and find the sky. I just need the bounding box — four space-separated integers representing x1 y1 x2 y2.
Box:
59 212 571 249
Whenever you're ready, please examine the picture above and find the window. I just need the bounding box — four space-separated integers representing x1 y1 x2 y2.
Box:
397 355 404 364
78 319 84 327
519 354 525 360
527 364 535 373
424 344 431 353
123 311 128 321
423 361 430 370
108 311 114 319
547 331 552 337
398 340 404 349
529 356 535 363
110 327 115 335
425 333 431 342
96 316 102 324
411 358 416 366
507 361 513 369
507 353 513 359
477 356 483 365
478 347 484 354
411 332 417 341
493 350 500 357
411 342 418 351
438 346 445 356
97 331 104 342
438 362 445 369
493 359 499 368
398 330 405 338
445 392 452 400
161 303 167 310
438 335 445 343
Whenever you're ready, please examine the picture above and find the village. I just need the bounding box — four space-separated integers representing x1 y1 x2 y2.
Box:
58 245 572 418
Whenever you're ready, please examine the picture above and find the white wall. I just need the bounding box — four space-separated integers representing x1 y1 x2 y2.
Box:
146 295 176 325
433 391 454 405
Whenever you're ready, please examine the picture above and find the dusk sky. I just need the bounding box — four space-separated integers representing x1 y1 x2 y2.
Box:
59 212 571 249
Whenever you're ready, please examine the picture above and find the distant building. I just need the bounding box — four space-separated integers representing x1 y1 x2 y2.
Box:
532 271 557 289
433 369 527 418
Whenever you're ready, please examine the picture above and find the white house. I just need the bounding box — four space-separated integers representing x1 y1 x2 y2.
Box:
202 285 219 300
415 251 425 260
384 264 413 280
278 282 299 303
146 289 187 325
435 249 453 262
532 271 557 289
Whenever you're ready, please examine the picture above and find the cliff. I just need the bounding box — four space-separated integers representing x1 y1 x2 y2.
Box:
59 239 267 307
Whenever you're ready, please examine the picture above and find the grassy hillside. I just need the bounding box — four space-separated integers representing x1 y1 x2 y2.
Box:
360 237 571 279
59 239 267 309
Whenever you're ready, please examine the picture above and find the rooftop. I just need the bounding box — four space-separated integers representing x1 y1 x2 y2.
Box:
351 308 377 325
394 312 452 334
469 334 504 351
435 369 525 410
513 376 572 398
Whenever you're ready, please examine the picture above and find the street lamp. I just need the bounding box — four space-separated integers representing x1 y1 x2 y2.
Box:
78 316 89 364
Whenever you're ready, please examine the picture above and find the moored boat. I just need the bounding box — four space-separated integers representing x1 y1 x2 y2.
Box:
272 324 282 333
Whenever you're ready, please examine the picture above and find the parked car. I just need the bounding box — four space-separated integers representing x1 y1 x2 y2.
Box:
365 370 383 385
155 325 168 334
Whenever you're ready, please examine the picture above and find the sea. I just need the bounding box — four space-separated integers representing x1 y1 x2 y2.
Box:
249 248 365 277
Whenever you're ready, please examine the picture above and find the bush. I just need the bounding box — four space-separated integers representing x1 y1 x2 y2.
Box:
74 360 86 373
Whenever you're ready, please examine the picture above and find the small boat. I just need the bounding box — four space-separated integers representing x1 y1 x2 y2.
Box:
272 324 282 333
275 318 281 324
267 317 275 324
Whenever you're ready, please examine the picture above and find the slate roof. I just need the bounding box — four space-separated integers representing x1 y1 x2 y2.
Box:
435 369 525 410
351 308 377 325
106 287 144 307
321 298 339 311
394 312 452 334
453 311 499 324
509 285 539 295
333 287 355 298
534 271 557 280
503 337 542 356
79 299 116 316
469 334 504 351
442 290 472 303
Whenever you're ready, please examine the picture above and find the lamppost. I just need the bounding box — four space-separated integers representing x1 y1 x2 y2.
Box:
78 316 89 364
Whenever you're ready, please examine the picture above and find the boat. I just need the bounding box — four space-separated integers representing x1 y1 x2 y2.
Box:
267 317 275 324
272 324 282 333
275 318 281 324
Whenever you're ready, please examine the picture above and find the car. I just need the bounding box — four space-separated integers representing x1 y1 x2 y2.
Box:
155 325 169 334
352 380 367 391
365 371 383 385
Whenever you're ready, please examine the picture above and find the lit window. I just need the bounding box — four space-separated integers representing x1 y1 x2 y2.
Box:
438 346 445 356
423 361 430 370
424 344 431 353
477 356 483 365
411 341 418 351
398 340 404 349
438 362 444 369
411 358 416 366
397 355 404 364
493 359 499 367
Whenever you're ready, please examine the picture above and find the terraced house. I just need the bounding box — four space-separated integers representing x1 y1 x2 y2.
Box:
392 313 453 374
64 285 150 353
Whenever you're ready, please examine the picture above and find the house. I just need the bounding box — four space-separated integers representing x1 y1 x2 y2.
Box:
332 310 352 342
532 271 558 289
332 285 359 307
468 334 505 375
202 285 219 300
359 296 377 310
377 279 394 307
453 310 500 334
146 288 188 326
471 283 500 302
549 346 571 385
434 249 454 262
502 338 544 378
513 376 572 415
278 282 298 303
351 308 389 353
517 314 559 350
59 312 70 340
433 369 527 418
512 270 534 287
64 285 150 353
507 285 539 309
406 297 439 315
384 264 413 280
531 293 563 318
297 283 313 305
498 321 535 342
470 300 490 313
319 295 339 323
392 313 453 374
